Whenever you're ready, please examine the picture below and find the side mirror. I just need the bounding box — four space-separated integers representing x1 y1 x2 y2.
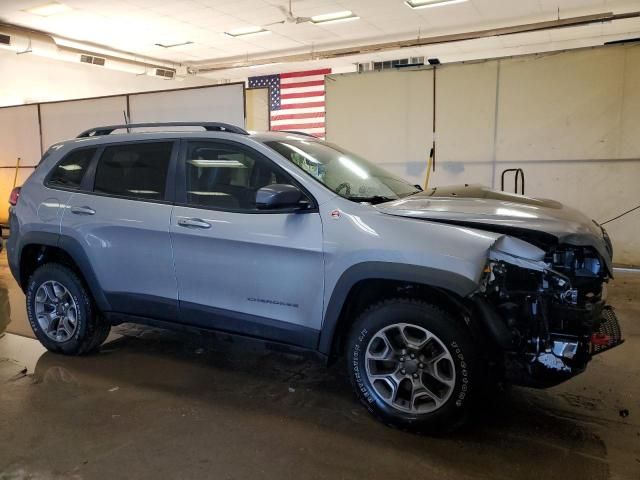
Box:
256 184 304 210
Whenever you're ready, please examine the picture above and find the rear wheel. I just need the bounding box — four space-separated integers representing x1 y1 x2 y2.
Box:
26 263 110 355
347 298 479 434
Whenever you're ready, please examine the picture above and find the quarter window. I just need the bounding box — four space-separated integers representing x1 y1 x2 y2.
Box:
47 148 96 190
184 141 297 211
94 142 173 200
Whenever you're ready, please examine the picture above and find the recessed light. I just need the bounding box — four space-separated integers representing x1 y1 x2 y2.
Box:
25 2 72 16
224 26 271 38
310 11 359 25
405 0 468 9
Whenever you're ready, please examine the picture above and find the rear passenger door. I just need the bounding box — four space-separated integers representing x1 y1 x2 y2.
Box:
169 139 324 348
59 140 179 321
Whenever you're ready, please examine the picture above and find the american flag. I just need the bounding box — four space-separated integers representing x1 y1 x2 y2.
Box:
248 68 331 138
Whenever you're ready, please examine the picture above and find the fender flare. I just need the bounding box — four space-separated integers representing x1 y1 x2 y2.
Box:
317 262 479 355
13 231 111 312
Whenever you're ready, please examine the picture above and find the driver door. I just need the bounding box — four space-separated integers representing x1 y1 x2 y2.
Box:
169 139 324 348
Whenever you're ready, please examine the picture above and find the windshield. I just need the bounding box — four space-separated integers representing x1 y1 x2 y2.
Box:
264 138 420 203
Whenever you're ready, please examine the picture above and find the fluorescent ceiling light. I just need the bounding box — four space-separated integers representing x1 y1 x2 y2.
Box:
224 26 270 37
310 11 359 24
405 0 468 9
155 41 194 49
247 62 283 69
25 2 72 16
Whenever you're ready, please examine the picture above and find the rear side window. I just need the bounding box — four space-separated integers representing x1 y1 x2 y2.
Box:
93 142 173 201
47 148 96 190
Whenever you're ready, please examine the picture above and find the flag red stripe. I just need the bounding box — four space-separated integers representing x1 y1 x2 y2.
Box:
281 90 324 100
279 101 325 110
280 80 325 89
272 112 324 121
280 68 331 79
272 123 325 130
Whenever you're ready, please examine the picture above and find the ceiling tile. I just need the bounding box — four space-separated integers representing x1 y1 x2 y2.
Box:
0 0 637 70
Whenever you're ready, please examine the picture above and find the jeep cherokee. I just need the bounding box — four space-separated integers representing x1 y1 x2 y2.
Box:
7 122 623 433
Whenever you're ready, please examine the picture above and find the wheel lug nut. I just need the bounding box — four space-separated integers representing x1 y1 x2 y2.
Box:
412 373 418 379
401 369 406 375
418 363 424 368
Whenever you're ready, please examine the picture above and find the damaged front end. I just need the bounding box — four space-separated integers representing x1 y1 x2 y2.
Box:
475 235 623 388
375 184 624 388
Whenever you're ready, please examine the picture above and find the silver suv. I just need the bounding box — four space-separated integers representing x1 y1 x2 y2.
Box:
7 122 623 433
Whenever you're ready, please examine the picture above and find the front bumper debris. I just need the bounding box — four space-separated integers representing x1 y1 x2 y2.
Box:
591 306 624 355
503 303 624 388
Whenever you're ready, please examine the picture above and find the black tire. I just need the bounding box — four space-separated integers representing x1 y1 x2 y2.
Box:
347 298 480 434
26 263 110 355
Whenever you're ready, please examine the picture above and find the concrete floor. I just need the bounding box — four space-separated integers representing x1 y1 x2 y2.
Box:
0 251 638 480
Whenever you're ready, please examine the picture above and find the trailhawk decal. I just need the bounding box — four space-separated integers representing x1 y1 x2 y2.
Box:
247 297 299 308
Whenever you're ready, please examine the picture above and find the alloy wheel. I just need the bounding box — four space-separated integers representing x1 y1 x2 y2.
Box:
365 322 456 414
34 280 79 342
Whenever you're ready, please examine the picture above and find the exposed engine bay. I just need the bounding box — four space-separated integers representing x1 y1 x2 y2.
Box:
479 233 623 388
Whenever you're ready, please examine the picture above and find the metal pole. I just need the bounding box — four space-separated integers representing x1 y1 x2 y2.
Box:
12 157 21 188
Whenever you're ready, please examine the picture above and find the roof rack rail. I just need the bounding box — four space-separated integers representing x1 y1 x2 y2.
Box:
277 130 318 138
77 122 249 138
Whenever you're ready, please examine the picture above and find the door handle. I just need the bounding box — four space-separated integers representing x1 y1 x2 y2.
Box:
70 206 96 215
177 217 211 229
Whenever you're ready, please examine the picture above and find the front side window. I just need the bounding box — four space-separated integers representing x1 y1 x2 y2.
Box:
184 141 297 211
47 148 96 190
94 142 172 200
265 139 420 204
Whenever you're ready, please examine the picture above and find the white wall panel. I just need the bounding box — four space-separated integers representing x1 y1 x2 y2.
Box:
129 84 245 127
431 61 499 187
620 45 640 158
496 47 627 162
0 105 40 223
326 69 433 185
0 105 41 167
40 96 128 149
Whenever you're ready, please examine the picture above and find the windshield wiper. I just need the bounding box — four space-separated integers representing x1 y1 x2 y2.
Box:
402 189 422 198
347 195 396 204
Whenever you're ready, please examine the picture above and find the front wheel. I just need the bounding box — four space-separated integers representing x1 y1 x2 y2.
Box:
347 299 479 434
26 263 110 355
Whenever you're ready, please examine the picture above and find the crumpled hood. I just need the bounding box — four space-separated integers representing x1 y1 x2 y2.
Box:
376 184 613 274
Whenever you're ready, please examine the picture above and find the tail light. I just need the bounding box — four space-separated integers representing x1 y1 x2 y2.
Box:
9 186 21 206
